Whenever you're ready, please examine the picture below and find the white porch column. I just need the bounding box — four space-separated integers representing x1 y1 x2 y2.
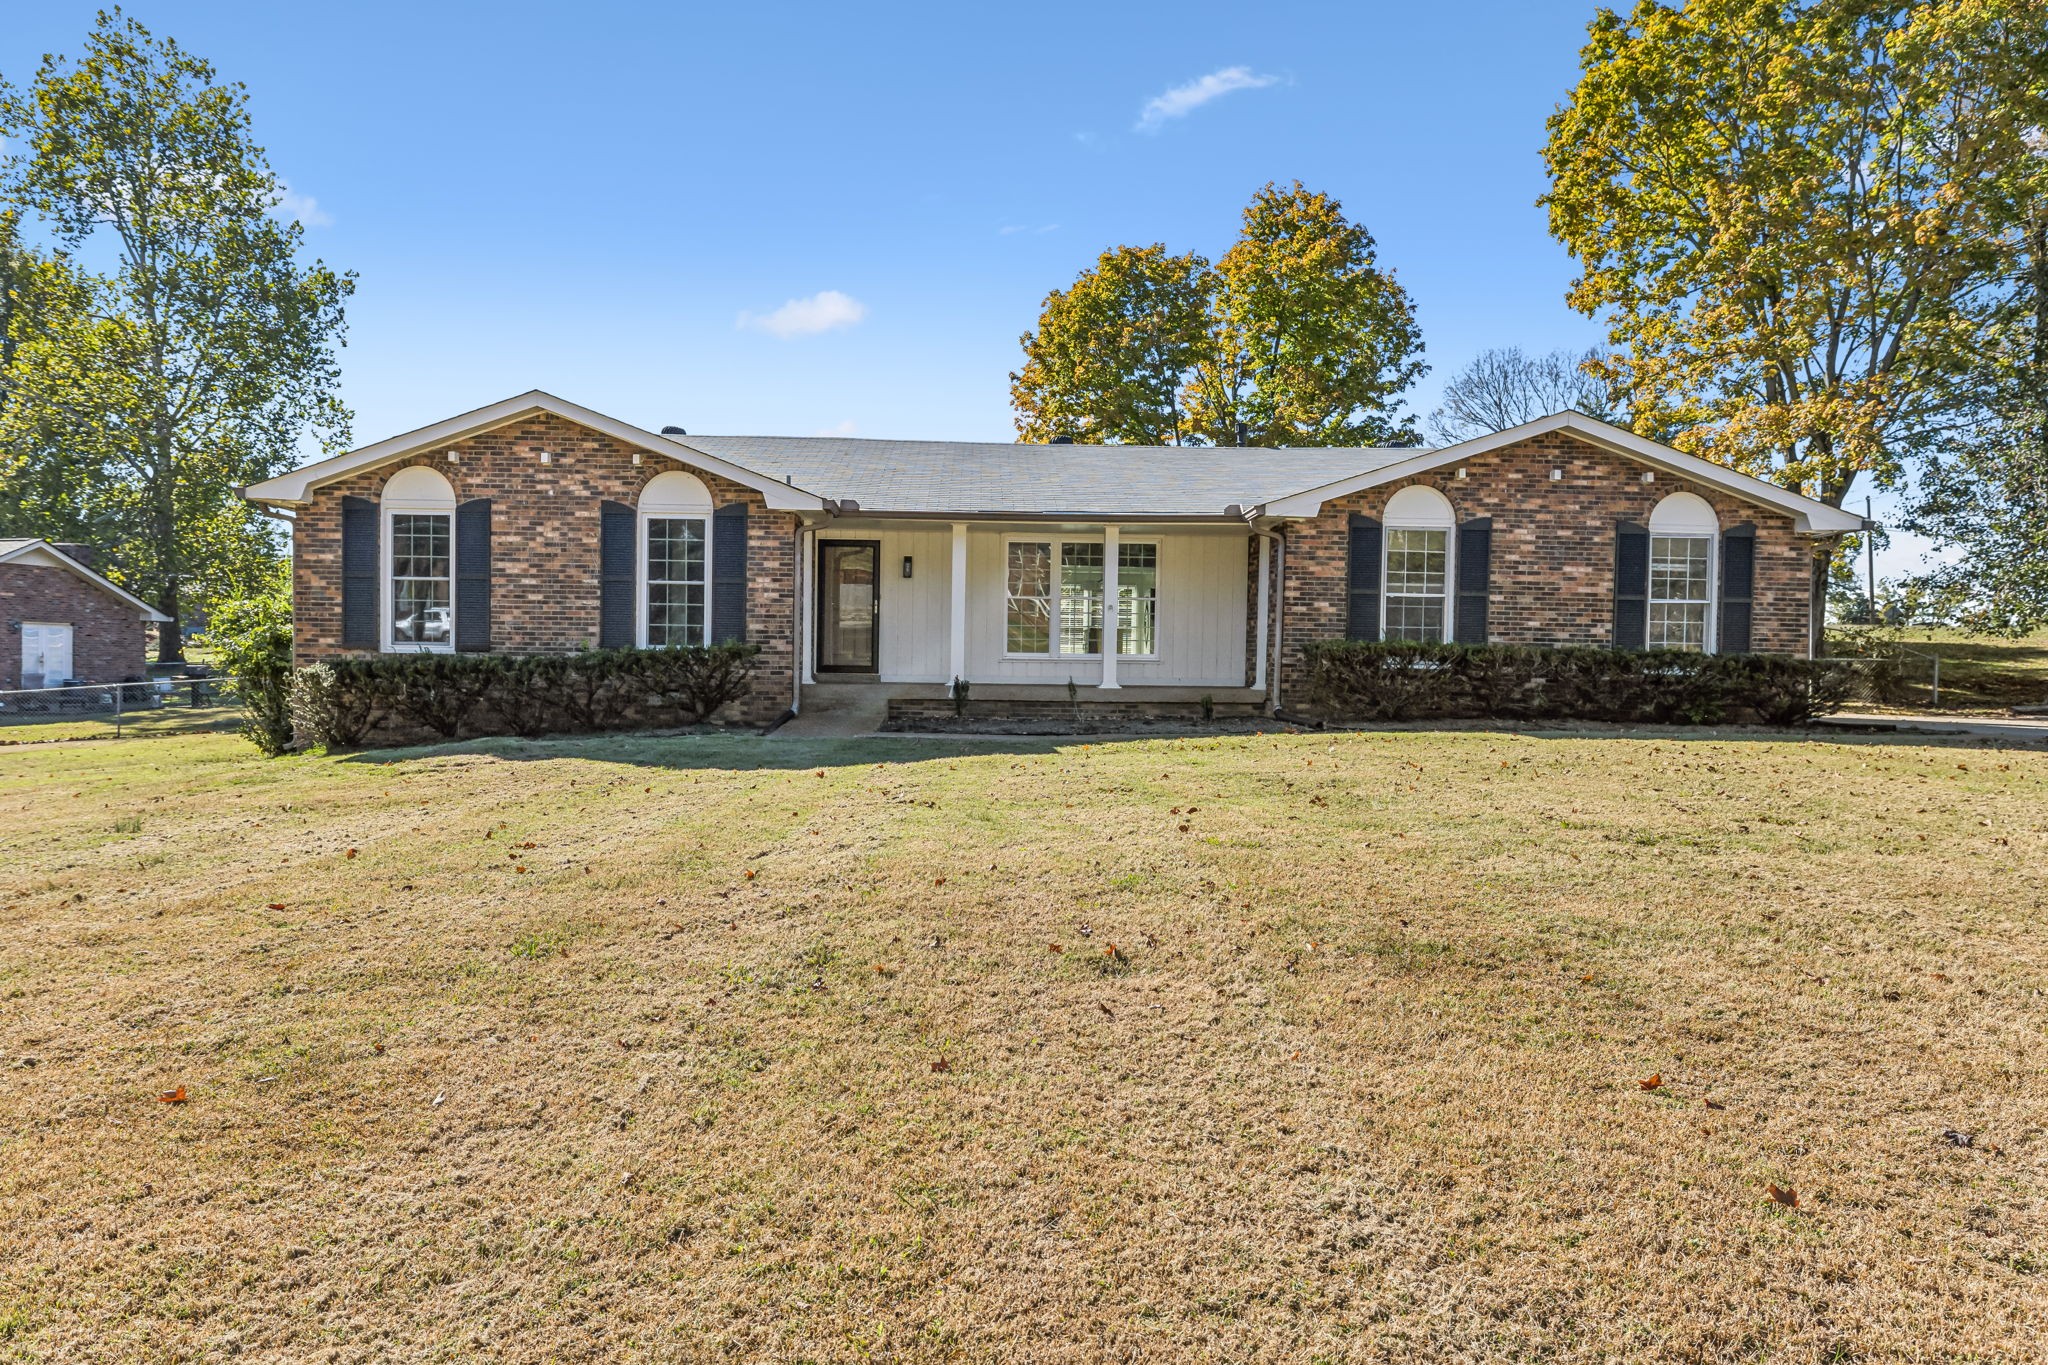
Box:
949 522 968 686
1099 524 1120 689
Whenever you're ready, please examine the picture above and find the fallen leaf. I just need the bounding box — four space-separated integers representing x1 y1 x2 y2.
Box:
1098 1002 1114 1018
744 869 757 880
1704 1097 1726 1110
157 1086 187 1104
1767 1183 1798 1208
930 1057 951 1073
266 903 286 911
1048 943 1063 954
1639 1073 1663 1090
933 876 947 886
345 848 358 859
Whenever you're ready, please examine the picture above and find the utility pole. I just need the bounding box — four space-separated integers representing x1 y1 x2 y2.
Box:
1865 495 1877 623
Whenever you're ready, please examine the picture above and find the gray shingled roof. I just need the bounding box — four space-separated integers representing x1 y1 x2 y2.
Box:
675 435 1419 517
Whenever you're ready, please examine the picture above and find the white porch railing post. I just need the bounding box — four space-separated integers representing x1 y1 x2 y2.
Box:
949 522 968 687
1100 525 1120 690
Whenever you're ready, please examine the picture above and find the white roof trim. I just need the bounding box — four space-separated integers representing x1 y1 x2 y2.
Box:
0 540 172 620
1256 411 1866 535
242 390 831 512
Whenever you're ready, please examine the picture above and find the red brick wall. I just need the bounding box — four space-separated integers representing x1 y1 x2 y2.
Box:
291 414 796 724
0 563 151 688
1277 432 1815 705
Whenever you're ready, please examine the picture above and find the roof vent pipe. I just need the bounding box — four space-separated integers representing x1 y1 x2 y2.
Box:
660 425 687 436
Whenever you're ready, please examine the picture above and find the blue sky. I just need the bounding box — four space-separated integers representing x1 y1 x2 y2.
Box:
5 0 1930 572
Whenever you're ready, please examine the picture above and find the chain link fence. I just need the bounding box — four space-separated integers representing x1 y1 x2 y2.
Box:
1827 643 1943 709
0 676 244 743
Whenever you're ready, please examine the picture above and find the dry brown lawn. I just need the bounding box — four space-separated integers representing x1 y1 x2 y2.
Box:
2 724 2045 1363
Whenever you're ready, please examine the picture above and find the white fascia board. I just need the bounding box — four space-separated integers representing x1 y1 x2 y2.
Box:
1257 411 1866 535
0 540 173 620
243 390 831 512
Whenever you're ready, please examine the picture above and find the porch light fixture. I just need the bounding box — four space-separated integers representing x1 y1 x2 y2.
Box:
1455 467 1467 479
1550 468 1563 481
445 450 460 464
1642 470 1656 483
902 556 914 579
539 450 553 465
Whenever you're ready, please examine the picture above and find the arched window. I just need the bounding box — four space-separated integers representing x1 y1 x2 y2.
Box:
639 471 713 647
1382 485 1456 642
1647 492 1718 652
382 466 457 651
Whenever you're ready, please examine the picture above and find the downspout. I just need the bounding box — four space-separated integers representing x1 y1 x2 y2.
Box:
1252 529 1276 697
1270 528 1285 715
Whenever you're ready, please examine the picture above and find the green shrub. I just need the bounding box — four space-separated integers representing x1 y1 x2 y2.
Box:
1301 640 1852 727
200 592 295 756
289 661 377 749
290 644 762 747
378 653 499 738
630 642 762 723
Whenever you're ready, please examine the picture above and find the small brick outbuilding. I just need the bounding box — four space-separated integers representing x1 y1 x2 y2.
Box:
0 540 170 690
244 391 1867 725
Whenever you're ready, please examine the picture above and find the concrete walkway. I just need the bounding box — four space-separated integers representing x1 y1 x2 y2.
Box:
1816 712 2048 743
766 687 894 740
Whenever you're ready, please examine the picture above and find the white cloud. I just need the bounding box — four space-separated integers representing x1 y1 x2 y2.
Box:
1135 66 1279 132
270 182 333 228
999 223 1060 236
812 419 859 437
737 289 868 339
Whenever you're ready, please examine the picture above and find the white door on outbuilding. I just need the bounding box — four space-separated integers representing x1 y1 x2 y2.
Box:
22 622 73 688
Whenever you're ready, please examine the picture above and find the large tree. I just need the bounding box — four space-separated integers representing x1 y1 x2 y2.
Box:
1899 6 2048 633
1542 0 2041 633
1427 346 1622 444
1012 182 1425 447
1010 244 1213 446
0 11 353 659
1904 191 2048 633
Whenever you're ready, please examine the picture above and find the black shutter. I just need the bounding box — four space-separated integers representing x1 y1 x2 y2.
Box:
1346 513 1382 641
341 495 378 649
599 500 636 649
1613 520 1649 650
1454 517 1492 645
1719 522 1756 654
711 502 749 644
455 498 492 652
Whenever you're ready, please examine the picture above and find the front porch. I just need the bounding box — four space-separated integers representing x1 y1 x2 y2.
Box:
796 517 1278 702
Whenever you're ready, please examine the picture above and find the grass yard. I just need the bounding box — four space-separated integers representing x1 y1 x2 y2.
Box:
2 725 2045 1362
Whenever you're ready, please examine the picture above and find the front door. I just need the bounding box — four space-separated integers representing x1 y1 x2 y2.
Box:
817 541 880 673
22 622 73 688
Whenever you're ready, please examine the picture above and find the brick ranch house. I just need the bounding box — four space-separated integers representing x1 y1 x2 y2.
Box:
243 391 1865 728
1 539 170 690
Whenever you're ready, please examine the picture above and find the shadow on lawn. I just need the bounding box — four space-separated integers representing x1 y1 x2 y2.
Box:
330 718 2032 773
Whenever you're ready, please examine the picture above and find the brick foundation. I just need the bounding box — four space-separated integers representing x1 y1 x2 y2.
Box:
291 414 796 725
884 696 1264 733
1276 432 1816 708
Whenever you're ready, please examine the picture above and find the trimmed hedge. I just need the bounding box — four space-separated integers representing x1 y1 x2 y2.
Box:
1301 640 1854 726
289 644 761 749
